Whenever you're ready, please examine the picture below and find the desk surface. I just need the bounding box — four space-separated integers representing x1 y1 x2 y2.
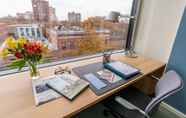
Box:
0 54 165 118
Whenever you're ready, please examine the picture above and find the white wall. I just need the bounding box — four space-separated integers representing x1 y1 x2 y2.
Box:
134 0 186 62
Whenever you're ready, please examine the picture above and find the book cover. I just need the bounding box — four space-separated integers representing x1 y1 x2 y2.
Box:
97 69 122 83
46 74 89 100
104 61 140 79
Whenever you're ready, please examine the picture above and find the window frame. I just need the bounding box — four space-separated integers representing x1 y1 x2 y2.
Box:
0 50 125 76
126 0 141 50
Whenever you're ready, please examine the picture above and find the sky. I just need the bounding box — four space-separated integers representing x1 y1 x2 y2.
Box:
0 0 133 20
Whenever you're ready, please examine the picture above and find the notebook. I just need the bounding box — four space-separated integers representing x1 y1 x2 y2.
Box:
84 73 107 89
46 74 89 100
104 61 140 79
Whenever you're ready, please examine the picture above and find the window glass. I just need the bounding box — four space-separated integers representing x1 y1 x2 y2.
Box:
0 0 134 71
31 28 35 37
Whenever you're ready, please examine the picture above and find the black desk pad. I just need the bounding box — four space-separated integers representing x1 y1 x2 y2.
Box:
72 62 141 96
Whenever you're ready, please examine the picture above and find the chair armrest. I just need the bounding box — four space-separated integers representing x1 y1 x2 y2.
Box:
115 96 150 118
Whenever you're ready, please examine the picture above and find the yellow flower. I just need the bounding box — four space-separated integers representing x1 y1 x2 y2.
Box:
17 37 27 47
5 36 16 49
0 48 9 57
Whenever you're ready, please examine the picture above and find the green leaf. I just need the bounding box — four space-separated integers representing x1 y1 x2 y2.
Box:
8 59 26 71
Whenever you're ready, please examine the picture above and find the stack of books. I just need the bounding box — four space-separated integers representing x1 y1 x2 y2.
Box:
32 74 89 106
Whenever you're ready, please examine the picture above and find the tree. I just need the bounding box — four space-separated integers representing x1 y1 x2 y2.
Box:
77 30 105 55
81 17 105 30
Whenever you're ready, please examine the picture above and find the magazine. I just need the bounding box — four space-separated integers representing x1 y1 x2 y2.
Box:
32 76 61 106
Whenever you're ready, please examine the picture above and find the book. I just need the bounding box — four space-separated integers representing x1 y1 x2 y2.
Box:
32 76 61 106
104 61 140 79
84 73 107 90
46 74 89 100
97 69 122 83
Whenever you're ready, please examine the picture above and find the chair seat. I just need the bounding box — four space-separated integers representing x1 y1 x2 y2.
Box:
102 86 152 118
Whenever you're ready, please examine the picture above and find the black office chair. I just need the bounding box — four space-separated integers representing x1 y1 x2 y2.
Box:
102 70 184 118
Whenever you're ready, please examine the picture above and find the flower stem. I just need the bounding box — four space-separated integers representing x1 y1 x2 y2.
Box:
28 61 38 77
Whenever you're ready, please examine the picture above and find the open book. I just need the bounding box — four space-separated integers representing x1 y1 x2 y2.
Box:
46 74 89 100
32 74 89 106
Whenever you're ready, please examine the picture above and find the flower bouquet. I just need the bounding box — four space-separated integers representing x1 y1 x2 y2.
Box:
0 36 48 79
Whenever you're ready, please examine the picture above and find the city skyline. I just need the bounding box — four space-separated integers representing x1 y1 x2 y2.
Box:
0 0 133 20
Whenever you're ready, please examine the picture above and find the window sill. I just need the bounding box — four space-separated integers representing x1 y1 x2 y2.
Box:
0 49 125 77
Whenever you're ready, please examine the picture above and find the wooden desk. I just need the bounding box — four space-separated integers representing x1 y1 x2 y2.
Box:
0 54 165 118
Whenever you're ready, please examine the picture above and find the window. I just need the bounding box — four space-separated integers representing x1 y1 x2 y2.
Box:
31 28 35 37
36 28 41 38
26 28 30 37
0 0 140 73
20 28 25 37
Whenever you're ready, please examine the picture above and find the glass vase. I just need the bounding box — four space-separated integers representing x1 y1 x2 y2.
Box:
28 61 40 80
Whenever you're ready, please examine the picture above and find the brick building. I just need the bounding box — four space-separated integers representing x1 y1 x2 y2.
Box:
49 26 110 50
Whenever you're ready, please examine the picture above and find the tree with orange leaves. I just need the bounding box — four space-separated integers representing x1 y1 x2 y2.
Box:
77 29 105 55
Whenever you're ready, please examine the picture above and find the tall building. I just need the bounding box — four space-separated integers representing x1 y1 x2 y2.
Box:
49 7 57 24
68 12 81 26
32 0 49 23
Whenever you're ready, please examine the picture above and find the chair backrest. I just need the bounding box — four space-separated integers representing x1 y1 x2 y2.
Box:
145 70 184 114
